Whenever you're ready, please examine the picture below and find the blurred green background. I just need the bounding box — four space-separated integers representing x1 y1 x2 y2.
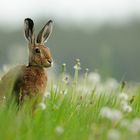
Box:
0 0 140 81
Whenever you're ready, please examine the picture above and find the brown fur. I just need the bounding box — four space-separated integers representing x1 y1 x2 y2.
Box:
13 65 48 103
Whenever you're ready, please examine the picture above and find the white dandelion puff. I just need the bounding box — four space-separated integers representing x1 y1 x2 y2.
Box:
73 59 81 70
62 63 66 67
73 64 81 70
88 72 101 85
100 106 122 121
122 104 132 113
77 85 91 94
118 93 128 101
55 126 64 135
60 89 68 95
53 85 60 93
3 96 6 100
105 78 119 91
129 118 140 134
120 119 130 128
38 102 46 110
62 74 71 84
112 110 123 121
108 129 121 140
43 91 50 98
120 100 128 107
100 106 112 118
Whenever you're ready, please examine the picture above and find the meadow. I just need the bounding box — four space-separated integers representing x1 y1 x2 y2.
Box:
0 60 140 140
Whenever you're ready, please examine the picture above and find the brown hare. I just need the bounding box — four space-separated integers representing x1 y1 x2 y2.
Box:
0 18 53 104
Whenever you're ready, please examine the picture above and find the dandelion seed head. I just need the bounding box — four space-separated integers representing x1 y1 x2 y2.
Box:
100 107 122 121
85 68 89 72
108 129 121 140
88 72 101 84
100 106 112 118
122 104 132 113
3 96 6 100
118 93 128 101
60 89 68 95
55 126 64 135
73 64 81 70
53 85 59 93
105 78 119 91
62 63 66 67
76 58 80 63
129 118 140 134
73 59 81 70
120 100 128 107
38 102 46 110
77 85 91 94
62 74 70 84
120 119 130 128
112 110 123 121
44 91 50 98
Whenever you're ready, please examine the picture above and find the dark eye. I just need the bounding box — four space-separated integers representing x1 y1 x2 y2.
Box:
35 48 40 54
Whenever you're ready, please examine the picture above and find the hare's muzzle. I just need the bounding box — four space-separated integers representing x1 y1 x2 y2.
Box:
44 59 53 68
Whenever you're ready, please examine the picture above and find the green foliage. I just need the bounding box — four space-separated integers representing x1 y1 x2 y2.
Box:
0 72 140 140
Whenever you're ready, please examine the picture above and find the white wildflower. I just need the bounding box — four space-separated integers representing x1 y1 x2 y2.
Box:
88 72 101 85
44 91 50 98
73 64 81 70
100 106 122 121
120 119 130 128
53 85 59 93
129 118 140 134
62 63 66 67
3 96 6 100
42 91 50 102
100 106 112 118
120 100 128 107
85 68 89 73
108 129 121 140
62 63 66 73
55 126 64 135
119 97 132 113
77 85 91 94
60 89 68 95
63 90 68 95
118 93 128 101
96 85 104 93
105 78 119 91
38 102 46 110
112 110 123 121
122 104 132 113
62 74 70 84
73 59 81 70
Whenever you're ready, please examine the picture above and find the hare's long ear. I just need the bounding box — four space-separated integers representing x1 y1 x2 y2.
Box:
37 20 53 44
24 18 35 45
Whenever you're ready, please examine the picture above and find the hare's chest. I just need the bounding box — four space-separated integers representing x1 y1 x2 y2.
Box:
16 67 48 96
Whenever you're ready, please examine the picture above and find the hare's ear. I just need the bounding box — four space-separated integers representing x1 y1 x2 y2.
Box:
24 18 35 44
37 20 53 44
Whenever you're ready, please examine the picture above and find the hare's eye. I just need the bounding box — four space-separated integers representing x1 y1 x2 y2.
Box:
35 48 40 54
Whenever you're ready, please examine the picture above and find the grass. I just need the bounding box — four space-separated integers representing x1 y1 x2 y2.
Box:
0 63 140 140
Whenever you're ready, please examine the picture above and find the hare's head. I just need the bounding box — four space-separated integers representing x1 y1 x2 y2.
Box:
24 18 53 68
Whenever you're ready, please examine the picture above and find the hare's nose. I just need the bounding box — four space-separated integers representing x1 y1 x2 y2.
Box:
48 59 52 64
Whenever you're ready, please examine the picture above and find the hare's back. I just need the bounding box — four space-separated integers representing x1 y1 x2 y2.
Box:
0 65 26 98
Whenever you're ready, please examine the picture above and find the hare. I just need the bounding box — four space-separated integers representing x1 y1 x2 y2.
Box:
0 18 53 104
